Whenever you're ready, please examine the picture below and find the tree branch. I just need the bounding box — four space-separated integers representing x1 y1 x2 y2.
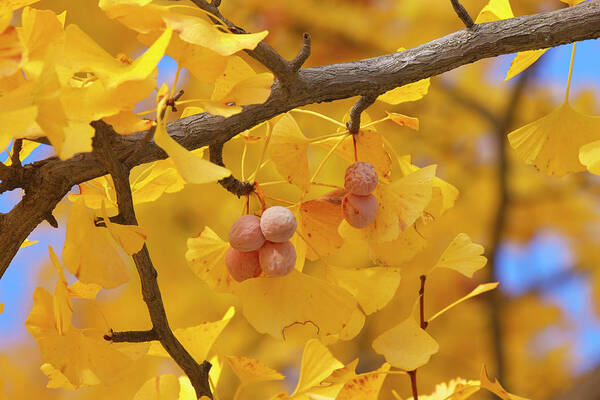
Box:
450 0 475 28
105 329 158 343
1 1 600 277
93 121 213 399
346 94 378 134
209 142 255 197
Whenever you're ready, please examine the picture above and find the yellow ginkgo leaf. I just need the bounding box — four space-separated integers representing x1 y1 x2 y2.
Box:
371 165 436 243
368 226 426 266
131 160 186 204
99 0 267 56
66 281 102 300
148 307 235 361
63 199 130 289
336 363 390 400
133 375 180 400
100 202 147 255
19 7 65 79
186 226 236 293
475 0 514 23
178 376 197 400
405 378 480 400
372 317 439 371
378 78 430 105
580 139 600 175
47 246 72 336
103 111 154 135
154 106 231 184
201 56 274 117
4 139 39 166
387 112 419 131
0 303 3 314
480 365 530 400
508 102 600 177
561 0 585 5
320 124 392 181
40 363 76 390
428 283 499 323
234 270 364 342
299 189 345 260
226 355 285 386
431 233 487 277
291 339 344 396
505 49 548 81
26 287 135 387
269 113 311 191
329 266 401 315
0 83 38 151
181 106 205 119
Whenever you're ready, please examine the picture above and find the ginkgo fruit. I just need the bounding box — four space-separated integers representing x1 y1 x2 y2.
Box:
259 241 297 277
259 206 297 243
345 161 378 195
228 214 265 251
224 247 262 282
342 193 378 229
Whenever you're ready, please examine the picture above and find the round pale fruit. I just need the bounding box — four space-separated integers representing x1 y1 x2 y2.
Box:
342 193 378 228
259 241 296 277
225 247 262 282
259 206 297 243
344 161 378 195
228 214 265 251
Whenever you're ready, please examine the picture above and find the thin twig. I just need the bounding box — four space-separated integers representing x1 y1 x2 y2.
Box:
450 0 475 28
408 370 419 400
418 275 428 330
92 120 213 399
11 139 23 168
289 33 312 72
209 142 255 197
346 94 378 134
105 329 158 343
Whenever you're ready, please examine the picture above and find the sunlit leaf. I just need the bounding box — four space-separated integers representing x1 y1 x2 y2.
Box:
226 355 285 385
270 113 311 191
428 283 499 323
372 317 439 370
505 49 548 81
479 365 531 400
475 0 514 23
431 233 487 277
133 374 180 400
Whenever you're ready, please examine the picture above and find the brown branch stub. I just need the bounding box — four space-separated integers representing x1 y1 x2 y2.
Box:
105 329 158 343
289 32 312 72
419 274 427 330
346 94 378 134
93 120 213 399
450 0 475 28
209 142 255 197
11 139 23 168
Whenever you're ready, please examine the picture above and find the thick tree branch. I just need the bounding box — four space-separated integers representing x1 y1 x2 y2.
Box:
1 1 600 277
93 121 213 399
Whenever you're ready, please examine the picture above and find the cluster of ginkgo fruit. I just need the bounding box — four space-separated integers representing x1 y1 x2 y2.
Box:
342 161 379 228
226 206 298 281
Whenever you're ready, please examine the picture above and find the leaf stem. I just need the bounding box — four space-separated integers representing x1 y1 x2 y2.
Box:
310 134 348 183
248 122 272 182
290 108 346 128
564 42 577 103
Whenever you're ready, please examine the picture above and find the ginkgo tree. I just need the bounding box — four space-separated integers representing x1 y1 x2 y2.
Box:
1 0 600 399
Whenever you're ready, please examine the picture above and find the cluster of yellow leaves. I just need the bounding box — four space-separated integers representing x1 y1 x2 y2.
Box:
476 0 600 178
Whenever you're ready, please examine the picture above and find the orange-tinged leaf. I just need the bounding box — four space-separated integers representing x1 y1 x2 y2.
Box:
186 226 235 293
508 102 600 177
234 270 364 342
336 363 390 400
428 283 499 323
320 127 391 181
505 49 548 81
63 199 130 289
292 339 344 396
270 113 311 191
431 233 487 277
329 266 401 315
148 307 235 361
0 26 24 78
300 190 345 260
479 365 531 400
405 378 480 400
226 355 285 385
475 0 514 23
133 375 180 400
378 78 430 105
372 317 439 370
387 112 419 131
